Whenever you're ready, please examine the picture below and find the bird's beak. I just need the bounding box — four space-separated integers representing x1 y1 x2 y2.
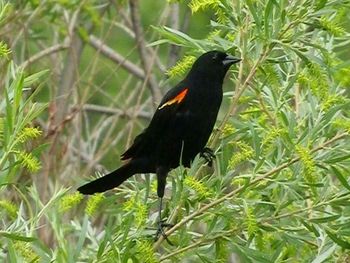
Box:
223 55 241 66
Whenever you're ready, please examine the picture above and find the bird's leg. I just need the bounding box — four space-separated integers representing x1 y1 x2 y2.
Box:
155 197 173 244
200 147 216 167
154 167 174 245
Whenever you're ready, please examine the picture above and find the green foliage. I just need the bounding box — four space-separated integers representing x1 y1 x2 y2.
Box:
188 0 220 13
189 0 228 23
295 145 317 184
0 63 47 182
17 151 41 172
0 200 18 219
136 240 158 263
221 123 236 138
59 192 84 212
13 241 39 263
1 0 350 262
85 193 105 216
244 203 258 237
319 16 345 37
122 194 149 227
0 41 10 59
184 176 213 199
228 141 254 169
0 65 46 179
333 118 350 134
150 0 350 261
166 55 196 78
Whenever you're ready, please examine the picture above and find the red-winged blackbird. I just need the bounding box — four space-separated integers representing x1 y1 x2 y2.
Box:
78 50 241 240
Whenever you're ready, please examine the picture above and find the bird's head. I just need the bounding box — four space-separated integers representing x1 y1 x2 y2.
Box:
187 50 241 82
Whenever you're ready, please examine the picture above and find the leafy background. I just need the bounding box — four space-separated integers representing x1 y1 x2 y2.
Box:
1 0 350 262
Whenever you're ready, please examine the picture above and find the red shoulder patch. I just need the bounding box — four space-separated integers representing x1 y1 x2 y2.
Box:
158 88 188 110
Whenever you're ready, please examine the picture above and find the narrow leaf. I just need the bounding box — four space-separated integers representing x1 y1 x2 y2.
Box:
325 229 350 249
331 166 350 191
0 231 37 242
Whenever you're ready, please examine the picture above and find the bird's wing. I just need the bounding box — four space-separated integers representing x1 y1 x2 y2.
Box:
121 83 190 160
157 86 188 110
121 129 147 160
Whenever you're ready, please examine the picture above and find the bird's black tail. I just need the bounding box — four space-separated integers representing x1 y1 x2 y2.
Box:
77 161 139 195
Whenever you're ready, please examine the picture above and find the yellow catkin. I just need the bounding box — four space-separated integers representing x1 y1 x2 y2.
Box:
59 192 84 212
85 193 105 216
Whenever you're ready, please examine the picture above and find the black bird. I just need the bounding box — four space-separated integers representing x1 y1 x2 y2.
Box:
78 50 241 239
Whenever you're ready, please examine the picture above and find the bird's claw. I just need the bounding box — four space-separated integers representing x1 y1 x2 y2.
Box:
154 219 174 245
200 147 215 167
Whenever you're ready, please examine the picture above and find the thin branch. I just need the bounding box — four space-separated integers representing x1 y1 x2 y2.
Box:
129 0 162 105
159 228 238 261
53 11 83 127
20 43 69 68
258 93 277 125
82 104 152 120
154 132 348 248
167 2 181 68
88 35 145 80
263 192 350 223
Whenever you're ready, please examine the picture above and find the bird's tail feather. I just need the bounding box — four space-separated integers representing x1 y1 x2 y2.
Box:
77 161 138 195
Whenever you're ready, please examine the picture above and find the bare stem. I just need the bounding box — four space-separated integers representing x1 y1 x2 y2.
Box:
82 104 151 120
88 35 145 80
20 43 69 68
129 0 162 105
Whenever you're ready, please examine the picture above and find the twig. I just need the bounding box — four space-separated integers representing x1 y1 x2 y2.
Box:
159 228 238 261
82 103 151 120
52 10 83 128
167 2 181 68
20 43 69 68
124 3 170 146
258 93 276 125
263 192 350 223
153 132 348 248
129 0 162 106
88 35 145 80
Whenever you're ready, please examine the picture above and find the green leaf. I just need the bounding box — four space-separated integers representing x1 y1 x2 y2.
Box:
152 26 205 50
330 166 350 191
12 73 24 118
73 215 89 261
271 240 286 262
233 243 271 263
0 231 37 242
311 244 337 263
23 69 49 87
310 214 341 224
264 0 278 39
19 103 48 132
301 220 320 237
31 143 50 157
246 0 261 32
325 154 350 165
325 229 350 249
147 39 170 47
4 86 13 135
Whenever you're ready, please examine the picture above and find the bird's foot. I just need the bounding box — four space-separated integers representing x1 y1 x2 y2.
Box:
200 147 215 167
154 219 174 245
